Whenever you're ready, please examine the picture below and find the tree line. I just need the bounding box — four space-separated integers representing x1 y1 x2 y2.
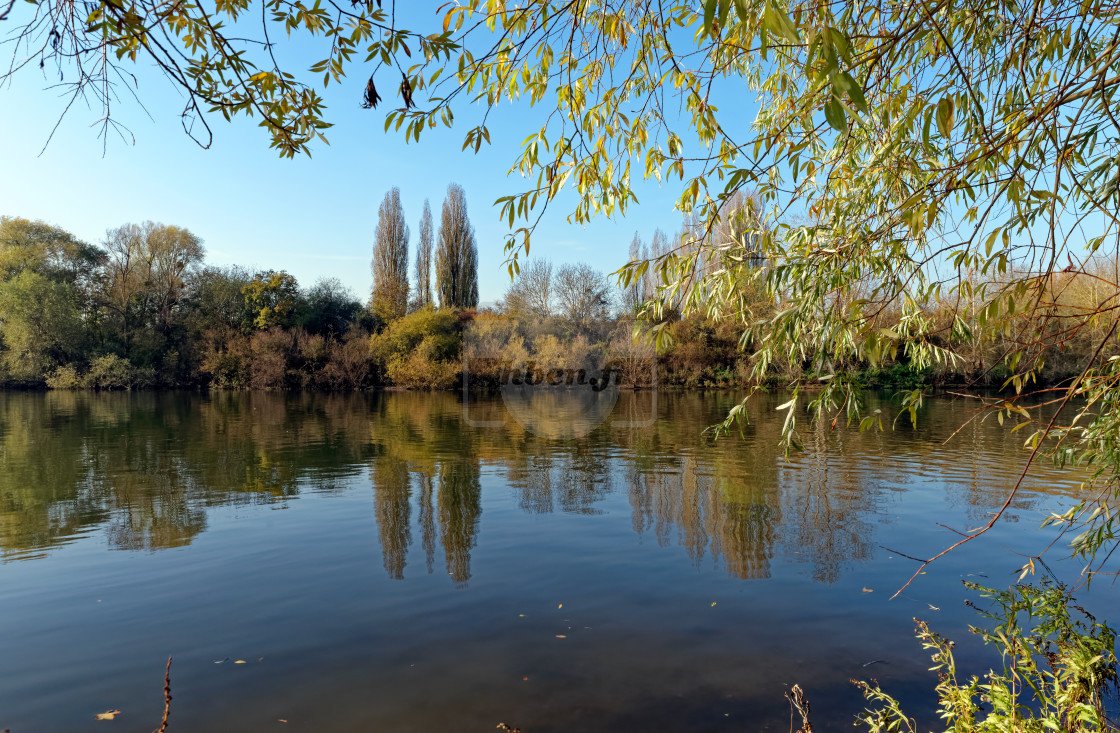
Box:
3 192 1116 392
0 186 762 392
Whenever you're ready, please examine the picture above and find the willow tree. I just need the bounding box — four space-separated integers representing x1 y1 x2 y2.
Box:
435 184 478 310
372 187 410 321
7 0 1120 577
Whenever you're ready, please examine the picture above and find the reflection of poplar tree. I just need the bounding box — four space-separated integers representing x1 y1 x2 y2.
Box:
557 453 611 514
516 455 554 514
372 456 412 580
417 472 436 574
782 428 874 584
437 458 482 585
714 500 775 580
625 452 780 581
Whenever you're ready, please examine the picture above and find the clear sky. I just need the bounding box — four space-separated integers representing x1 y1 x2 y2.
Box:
0 4 697 306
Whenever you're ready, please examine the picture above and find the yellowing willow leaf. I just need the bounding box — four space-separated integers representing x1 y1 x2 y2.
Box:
936 96 955 138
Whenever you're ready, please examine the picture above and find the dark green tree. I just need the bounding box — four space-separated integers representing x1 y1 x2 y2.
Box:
304 277 361 336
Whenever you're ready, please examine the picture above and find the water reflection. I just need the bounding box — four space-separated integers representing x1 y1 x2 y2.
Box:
0 391 1082 585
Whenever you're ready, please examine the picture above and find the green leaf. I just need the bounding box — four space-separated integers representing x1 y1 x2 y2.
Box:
842 73 868 113
824 97 846 132
703 0 717 33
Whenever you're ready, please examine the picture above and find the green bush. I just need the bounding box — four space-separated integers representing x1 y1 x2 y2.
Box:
45 364 83 389
856 580 1119 733
370 307 462 388
84 354 151 390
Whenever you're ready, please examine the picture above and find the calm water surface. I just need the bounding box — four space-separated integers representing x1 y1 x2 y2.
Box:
0 391 1112 732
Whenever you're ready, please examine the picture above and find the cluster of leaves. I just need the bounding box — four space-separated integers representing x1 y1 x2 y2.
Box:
856 580 1119 733
2 0 463 154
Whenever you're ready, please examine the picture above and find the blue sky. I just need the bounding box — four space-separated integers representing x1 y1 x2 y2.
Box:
0 4 697 305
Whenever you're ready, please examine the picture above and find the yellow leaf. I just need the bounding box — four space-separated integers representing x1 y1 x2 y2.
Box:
234 659 247 664
555 634 567 639
862 587 874 593
95 710 121 721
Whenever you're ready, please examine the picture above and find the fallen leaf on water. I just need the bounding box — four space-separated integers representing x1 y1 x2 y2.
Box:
95 710 121 721
928 604 941 611
557 603 562 609
555 635 567 639
278 719 288 723
862 587 874 593
522 676 529 681
710 602 717 607
234 660 247 664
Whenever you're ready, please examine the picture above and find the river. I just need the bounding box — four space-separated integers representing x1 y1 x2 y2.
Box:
0 390 1111 732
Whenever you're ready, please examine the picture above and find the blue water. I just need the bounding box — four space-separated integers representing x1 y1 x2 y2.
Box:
0 390 1112 732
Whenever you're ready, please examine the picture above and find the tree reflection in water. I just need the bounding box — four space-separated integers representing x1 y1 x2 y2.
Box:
0 391 1076 588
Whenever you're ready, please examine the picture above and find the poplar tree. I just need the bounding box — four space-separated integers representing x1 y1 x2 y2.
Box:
435 184 478 310
371 188 409 321
623 232 643 315
415 199 433 309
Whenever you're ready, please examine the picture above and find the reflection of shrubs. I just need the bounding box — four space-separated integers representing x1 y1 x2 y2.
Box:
855 362 934 390
371 308 462 389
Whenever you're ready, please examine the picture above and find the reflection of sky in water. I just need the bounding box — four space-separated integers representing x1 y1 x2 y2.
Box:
0 391 1112 733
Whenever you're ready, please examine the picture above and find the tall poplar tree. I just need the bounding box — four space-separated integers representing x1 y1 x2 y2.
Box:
435 184 478 310
371 188 410 321
415 200 433 309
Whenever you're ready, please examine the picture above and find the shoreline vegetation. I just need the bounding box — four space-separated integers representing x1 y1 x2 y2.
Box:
2 212 1115 396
